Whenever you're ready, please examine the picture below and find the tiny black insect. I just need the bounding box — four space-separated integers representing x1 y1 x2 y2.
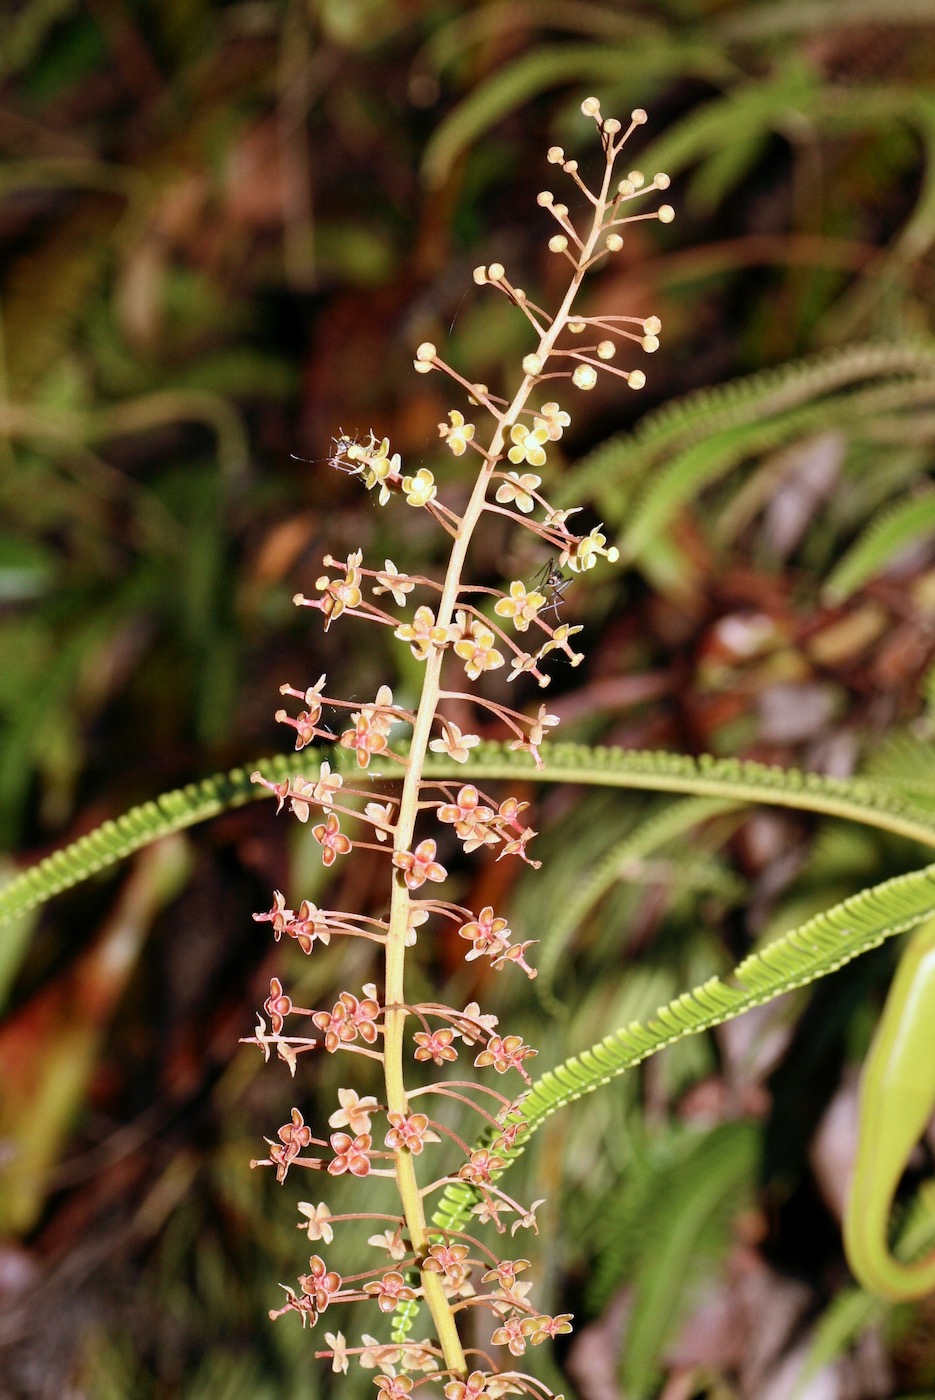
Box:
533 557 571 618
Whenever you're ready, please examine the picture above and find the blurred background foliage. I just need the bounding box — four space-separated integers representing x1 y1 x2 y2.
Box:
2 0 935 1396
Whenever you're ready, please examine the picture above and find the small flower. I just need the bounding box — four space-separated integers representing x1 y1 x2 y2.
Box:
445 1370 491 1399
413 1027 458 1066
496 469 541 513
439 409 475 456
264 977 292 1034
526 1312 574 1344
424 1241 471 1285
536 621 585 665
474 1034 538 1075
373 560 415 607
533 401 571 440
393 838 447 891
401 467 437 507
491 1315 530 1356
311 812 353 866
458 1148 505 1186
561 524 620 573
316 550 363 629
328 1131 372 1177
253 889 292 939
323 1331 349 1374
376 1375 414 1399
507 650 538 683
368 1228 408 1261
313 761 343 807
453 1001 499 1046
507 423 549 468
395 604 449 661
297 1201 333 1244
340 712 388 769
430 719 481 763
365 800 396 841
328 1088 380 1134
385 1111 433 1154
511 1199 546 1235
289 899 331 953
358 440 403 505
483 1258 530 1290
459 906 511 962
300 1255 342 1314
453 625 504 681
364 1270 416 1314
494 580 546 632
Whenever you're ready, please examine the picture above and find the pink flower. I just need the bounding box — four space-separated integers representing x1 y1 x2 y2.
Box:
490 1315 530 1356
413 1027 458 1066
384 1111 432 1155
429 719 480 763
263 977 292 1034
298 1254 342 1313
329 1088 379 1134
526 1312 574 1344
297 1201 333 1243
474 1034 538 1076
328 1131 372 1177
423 1241 470 1286
392 838 447 891
395 604 448 660
444 1371 490 1399
458 907 511 962
375 1376 414 1399
363 1270 416 1314
311 812 352 866
458 1148 504 1186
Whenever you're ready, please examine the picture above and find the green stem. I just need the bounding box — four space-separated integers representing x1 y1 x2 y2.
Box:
381 138 618 1376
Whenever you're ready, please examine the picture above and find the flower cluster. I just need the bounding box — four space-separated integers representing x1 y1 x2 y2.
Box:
246 98 669 1397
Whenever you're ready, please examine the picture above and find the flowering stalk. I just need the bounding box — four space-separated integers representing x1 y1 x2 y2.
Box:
246 98 671 1397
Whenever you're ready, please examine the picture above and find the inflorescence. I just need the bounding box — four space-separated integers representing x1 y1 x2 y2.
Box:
245 98 671 1399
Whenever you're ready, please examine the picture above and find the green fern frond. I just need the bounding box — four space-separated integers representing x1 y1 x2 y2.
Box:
0 753 316 925
6 742 935 929
431 859 935 1238
535 795 741 1003
420 40 726 188
565 341 935 512
823 491 935 602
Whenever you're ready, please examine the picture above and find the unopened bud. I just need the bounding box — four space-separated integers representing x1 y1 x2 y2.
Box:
547 146 565 164
643 316 662 335
654 173 670 190
657 205 675 224
548 234 568 253
642 335 660 353
573 365 597 390
522 354 543 376
597 340 615 360
628 370 646 390
537 190 554 206
631 108 648 124
605 233 623 252
581 97 601 117
487 262 505 281
473 265 488 284
603 118 621 135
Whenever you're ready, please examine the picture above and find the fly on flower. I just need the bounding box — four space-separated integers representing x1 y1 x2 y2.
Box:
533 557 571 618
289 433 362 474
